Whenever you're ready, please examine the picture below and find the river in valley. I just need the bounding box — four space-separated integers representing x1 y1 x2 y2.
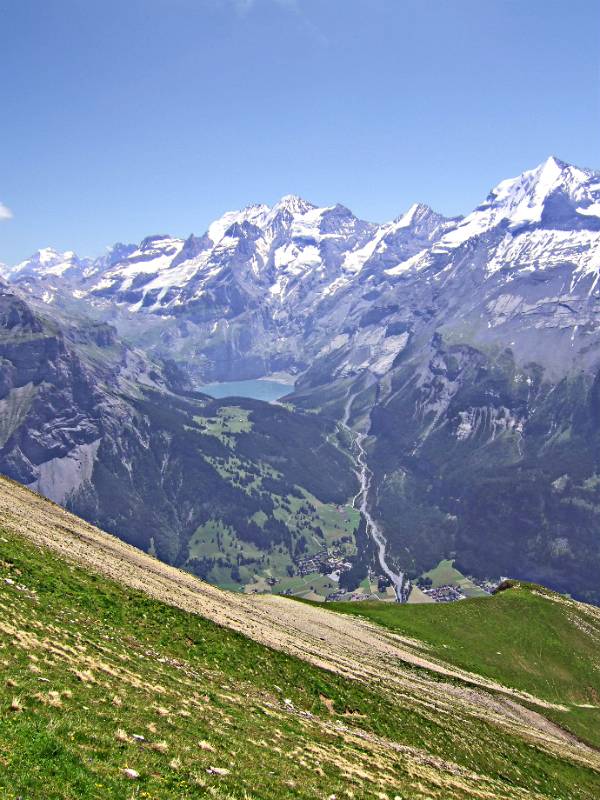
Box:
343 393 407 602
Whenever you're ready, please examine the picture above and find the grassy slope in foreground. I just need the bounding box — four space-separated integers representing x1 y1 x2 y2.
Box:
325 585 600 749
0 480 598 799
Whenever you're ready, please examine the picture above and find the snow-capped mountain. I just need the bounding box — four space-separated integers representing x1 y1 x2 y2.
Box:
84 196 381 311
444 156 600 242
7 193 458 379
365 156 600 378
7 155 600 389
9 196 455 304
5 156 600 603
385 156 600 277
8 247 91 282
311 156 600 606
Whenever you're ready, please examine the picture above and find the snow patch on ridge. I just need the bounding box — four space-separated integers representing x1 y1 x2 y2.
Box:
385 249 429 276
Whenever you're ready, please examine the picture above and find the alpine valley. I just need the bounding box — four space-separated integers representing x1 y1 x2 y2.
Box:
4 156 600 603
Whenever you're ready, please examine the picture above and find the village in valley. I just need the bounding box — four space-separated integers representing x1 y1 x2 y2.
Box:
187 475 500 605
252 537 499 605
406 562 499 604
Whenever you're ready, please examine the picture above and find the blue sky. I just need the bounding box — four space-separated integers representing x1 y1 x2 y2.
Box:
1 0 599 263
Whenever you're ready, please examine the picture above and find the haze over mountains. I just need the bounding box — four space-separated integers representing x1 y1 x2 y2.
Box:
3 156 600 602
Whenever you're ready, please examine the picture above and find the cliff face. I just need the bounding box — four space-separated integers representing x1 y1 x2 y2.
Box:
0 287 104 495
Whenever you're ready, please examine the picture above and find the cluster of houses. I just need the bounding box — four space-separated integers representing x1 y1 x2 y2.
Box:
422 584 466 602
470 576 499 594
296 548 352 578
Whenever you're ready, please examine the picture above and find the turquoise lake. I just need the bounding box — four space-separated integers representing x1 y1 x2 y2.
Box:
199 379 294 402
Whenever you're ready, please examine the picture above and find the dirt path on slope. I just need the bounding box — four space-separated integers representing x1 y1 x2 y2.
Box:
0 476 597 769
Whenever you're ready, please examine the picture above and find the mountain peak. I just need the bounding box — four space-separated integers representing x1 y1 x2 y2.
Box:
271 194 316 216
394 202 434 228
8 247 82 279
439 157 599 249
541 154 568 171
34 247 66 264
139 234 174 250
488 156 596 222
207 204 270 245
497 155 596 195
